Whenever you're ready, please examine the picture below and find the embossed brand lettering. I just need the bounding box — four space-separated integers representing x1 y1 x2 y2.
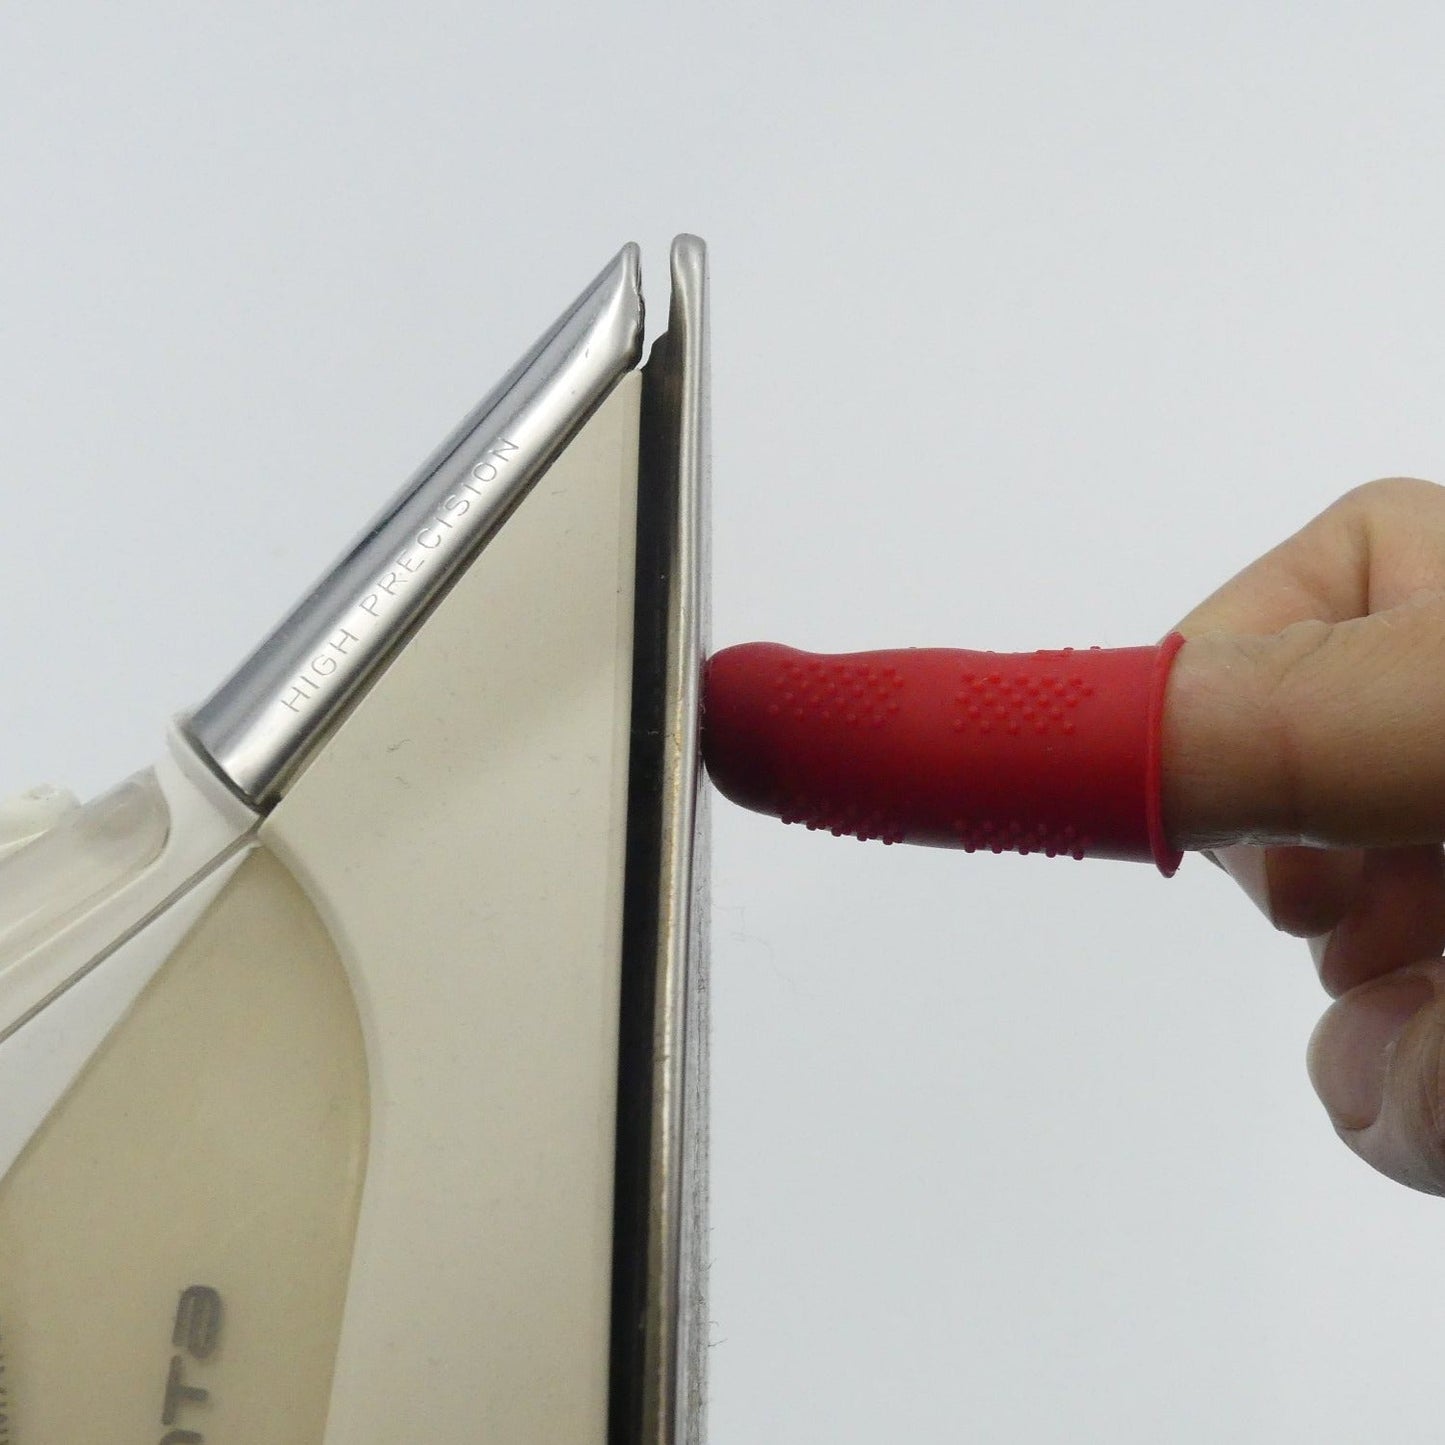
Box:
278 628 361 712
274 435 518 714
173 1285 223 1358
157 1285 223 1443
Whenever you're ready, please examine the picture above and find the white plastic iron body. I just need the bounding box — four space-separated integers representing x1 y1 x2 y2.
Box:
0 237 710 1445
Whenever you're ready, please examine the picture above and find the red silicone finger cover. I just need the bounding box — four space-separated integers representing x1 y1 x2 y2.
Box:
702 635 1184 875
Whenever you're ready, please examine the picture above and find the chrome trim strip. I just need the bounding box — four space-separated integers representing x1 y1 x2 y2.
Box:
611 234 710 1445
184 245 644 809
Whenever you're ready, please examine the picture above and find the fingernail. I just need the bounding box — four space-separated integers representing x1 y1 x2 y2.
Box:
1214 844 1273 924
1307 971 1436 1131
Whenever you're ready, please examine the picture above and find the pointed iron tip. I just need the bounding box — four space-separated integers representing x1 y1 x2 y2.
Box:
601 240 644 364
570 240 643 358
184 243 649 809
617 239 643 295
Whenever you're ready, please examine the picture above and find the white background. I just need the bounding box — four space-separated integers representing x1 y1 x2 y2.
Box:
4 5 1445 1440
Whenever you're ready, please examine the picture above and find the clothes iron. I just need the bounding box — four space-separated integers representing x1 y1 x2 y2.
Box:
0 235 709 1445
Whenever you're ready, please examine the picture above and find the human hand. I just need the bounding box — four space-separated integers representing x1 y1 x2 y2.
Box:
1164 477 1445 1194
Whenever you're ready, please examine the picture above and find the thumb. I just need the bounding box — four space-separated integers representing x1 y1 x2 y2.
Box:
1164 594 1445 849
1167 593 1445 1194
1308 964 1445 1194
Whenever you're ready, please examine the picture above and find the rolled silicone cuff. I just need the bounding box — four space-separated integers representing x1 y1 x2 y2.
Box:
702 633 1185 876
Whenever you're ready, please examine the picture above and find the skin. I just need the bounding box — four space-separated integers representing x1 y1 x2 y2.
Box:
1165 476 1445 1194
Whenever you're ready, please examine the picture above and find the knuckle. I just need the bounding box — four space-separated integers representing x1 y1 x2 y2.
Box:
1339 476 1445 514
1266 869 1340 938
1250 620 1336 839
1409 1011 1445 1183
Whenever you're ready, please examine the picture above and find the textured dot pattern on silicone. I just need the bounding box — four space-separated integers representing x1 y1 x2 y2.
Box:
948 651 1096 739
702 640 1180 870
